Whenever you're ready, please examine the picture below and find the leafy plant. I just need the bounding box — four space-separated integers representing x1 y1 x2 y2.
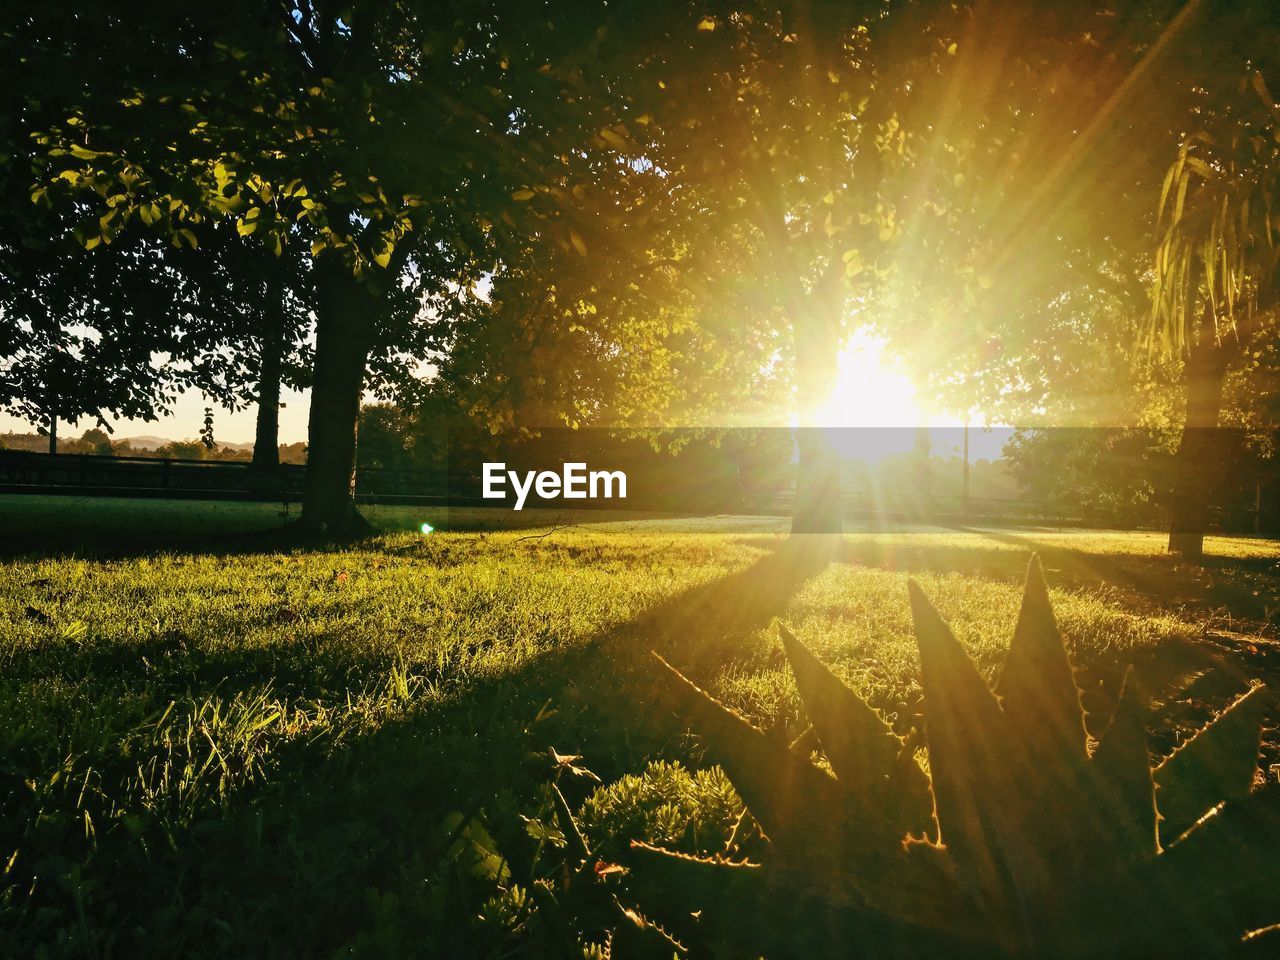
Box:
576 761 749 863
614 556 1277 958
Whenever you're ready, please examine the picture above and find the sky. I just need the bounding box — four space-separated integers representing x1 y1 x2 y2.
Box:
0 391 1012 460
804 329 1013 461
0 330 1011 456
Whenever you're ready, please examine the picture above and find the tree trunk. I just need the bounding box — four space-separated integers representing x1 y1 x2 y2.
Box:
48 413 57 456
792 429 843 533
250 273 285 480
912 426 932 521
1167 320 1229 562
790 286 843 535
298 256 375 539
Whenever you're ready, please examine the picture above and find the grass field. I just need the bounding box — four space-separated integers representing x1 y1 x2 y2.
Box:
2 495 1279 957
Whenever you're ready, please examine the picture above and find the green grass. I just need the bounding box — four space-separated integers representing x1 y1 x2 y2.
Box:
1 495 1277 957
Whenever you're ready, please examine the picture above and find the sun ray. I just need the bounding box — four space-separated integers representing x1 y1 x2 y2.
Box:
813 328 923 430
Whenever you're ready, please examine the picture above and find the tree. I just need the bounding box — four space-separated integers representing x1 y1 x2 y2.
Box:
861 0 1280 558
1004 428 1177 526
167 223 315 477
21 2 948 535
3 7 315 461
1150 15 1280 558
0 217 194 449
0 185 314 461
26 1 684 537
598 1 1191 531
355 402 420 472
2 5 196 444
79 427 113 456
608 3 949 532
441 140 789 436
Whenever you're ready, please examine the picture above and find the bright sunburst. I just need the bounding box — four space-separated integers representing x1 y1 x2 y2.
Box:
814 328 923 429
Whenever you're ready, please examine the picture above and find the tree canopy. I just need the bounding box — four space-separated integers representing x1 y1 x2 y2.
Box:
3 0 1278 546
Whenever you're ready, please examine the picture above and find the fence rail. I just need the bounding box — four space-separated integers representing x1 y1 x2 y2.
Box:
0 449 1090 524
0 450 448 504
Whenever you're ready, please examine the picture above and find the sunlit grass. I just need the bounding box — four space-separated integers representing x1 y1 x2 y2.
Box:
704 562 1199 736
1 496 1276 955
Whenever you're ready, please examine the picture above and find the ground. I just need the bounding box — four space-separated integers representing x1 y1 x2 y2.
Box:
1 495 1278 957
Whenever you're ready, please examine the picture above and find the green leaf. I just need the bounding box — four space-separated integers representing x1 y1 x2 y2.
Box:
1252 70 1278 114
1158 163 1177 217
600 127 628 150
777 622 932 835
907 580 1011 873
1154 683 1267 844
521 815 567 847
1089 668 1158 860
651 652 846 853
1183 157 1215 181
441 813 510 883
996 555 1088 767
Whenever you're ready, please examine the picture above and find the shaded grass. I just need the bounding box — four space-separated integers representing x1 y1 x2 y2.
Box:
0 494 790 560
1 496 1278 956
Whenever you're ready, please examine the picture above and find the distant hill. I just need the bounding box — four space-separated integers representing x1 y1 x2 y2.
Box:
117 435 172 449
2 431 302 462
119 436 253 451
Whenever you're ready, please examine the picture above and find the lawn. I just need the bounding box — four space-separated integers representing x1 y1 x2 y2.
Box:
1 495 1278 957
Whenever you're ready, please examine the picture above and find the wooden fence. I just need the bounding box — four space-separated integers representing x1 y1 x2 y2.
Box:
0 450 444 505
0 449 1087 524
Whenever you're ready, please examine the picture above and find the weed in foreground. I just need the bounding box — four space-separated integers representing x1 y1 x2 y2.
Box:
583 556 1279 958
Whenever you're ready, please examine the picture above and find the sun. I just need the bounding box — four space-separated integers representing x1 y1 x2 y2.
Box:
814 328 924 429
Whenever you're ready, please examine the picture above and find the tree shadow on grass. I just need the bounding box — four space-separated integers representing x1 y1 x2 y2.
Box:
842 525 1280 753
0 495 785 562
617 534 843 663
841 524 1280 624
7 527 1277 958
2 534 844 958
218 528 1271 957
